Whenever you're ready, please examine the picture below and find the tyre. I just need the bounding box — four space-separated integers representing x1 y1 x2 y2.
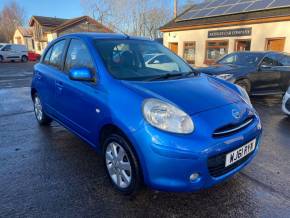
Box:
235 79 251 94
33 93 52 125
103 133 142 195
0 56 3 63
21 55 28 62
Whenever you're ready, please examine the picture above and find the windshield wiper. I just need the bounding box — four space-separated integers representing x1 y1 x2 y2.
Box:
146 73 184 81
183 70 199 77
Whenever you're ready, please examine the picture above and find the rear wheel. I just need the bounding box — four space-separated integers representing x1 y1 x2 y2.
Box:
235 79 251 94
103 133 142 195
21 55 28 62
33 93 52 125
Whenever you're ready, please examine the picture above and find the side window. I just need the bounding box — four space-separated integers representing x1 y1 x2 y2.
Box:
43 47 53 65
261 54 280 66
2 45 11 51
281 55 290 66
64 39 95 73
49 40 66 70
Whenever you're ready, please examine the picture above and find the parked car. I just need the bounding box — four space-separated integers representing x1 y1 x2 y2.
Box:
282 86 290 116
31 33 262 195
0 43 28 62
28 51 41 62
198 51 290 95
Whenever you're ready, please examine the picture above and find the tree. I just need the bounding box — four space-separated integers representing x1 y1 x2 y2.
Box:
0 1 26 42
80 0 171 39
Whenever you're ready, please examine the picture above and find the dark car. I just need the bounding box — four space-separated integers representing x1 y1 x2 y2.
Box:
198 51 290 95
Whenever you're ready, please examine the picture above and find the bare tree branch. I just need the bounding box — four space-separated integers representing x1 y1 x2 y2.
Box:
0 1 26 42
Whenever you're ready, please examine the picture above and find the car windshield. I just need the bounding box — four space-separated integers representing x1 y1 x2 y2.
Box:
94 39 192 81
217 53 264 66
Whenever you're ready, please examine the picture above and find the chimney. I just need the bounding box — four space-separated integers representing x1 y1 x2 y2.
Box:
174 0 177 18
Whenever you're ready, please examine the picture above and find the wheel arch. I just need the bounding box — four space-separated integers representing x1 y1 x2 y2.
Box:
99 123 145 182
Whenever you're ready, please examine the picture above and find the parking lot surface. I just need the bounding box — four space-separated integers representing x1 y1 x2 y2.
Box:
0 62 290 217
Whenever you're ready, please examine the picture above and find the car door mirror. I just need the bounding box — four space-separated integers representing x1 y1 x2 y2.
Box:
69 67 95 82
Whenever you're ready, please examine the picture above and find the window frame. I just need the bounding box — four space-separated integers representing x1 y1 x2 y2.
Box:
41 39 68 72
205 40 229 65
183 41 196 65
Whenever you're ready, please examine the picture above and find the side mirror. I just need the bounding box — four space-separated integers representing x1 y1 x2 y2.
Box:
69 67 95 82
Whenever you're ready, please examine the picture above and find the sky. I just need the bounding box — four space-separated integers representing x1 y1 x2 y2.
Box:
0 0 203 23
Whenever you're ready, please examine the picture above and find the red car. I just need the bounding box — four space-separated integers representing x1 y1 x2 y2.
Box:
28 51 41 62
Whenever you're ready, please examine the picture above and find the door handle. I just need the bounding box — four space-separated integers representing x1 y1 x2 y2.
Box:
55 81 64 90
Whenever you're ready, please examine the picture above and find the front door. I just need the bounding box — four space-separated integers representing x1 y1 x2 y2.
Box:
169 43 178 55
266 38 285 52
53 38 104 142
250 53 282 93
235 40 251 51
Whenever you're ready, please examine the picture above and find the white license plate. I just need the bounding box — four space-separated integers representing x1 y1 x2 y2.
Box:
225 139 256 167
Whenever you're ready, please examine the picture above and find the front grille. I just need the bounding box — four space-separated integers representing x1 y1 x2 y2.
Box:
207 141 256 177
213 116 254 138
286 98 290 111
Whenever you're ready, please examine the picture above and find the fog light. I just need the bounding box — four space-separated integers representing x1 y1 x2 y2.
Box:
189 173 200 182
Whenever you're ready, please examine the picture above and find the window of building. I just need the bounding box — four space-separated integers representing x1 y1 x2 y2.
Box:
235 39 251 51
183 42 195 65
205 40 228 65
64 39 95 73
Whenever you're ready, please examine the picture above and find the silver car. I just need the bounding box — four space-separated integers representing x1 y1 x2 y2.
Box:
0 43 28 62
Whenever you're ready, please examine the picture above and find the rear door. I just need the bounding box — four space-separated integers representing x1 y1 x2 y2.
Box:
34 39 67 115
279 55 290 92
251 53 282 93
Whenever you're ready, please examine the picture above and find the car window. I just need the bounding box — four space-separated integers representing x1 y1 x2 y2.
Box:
64 39 95 73
2 45 11 51
95 39 189 81
49 40 66 70
281 55 290 66
261 53 283 66
43 47 53 65
218 52 263 66
149 55 172 64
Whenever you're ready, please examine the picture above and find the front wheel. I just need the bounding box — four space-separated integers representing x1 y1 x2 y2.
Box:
33 94 52 125
103 133 142 195
21 55 28 62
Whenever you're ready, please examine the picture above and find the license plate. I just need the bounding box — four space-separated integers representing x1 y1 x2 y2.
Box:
225 139 256 167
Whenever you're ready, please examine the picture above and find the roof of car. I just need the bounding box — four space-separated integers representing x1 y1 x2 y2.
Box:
57 32 151 41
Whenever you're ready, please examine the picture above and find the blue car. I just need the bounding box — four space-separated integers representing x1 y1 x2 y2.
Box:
31 33 262 195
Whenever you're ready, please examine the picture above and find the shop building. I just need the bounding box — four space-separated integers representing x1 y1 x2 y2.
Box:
160 0 290 67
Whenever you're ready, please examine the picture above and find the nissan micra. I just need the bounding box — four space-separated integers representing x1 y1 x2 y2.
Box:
31 33 262 195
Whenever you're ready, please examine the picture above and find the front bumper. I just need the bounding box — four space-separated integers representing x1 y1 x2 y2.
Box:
130 106 262 192
282 92 290 115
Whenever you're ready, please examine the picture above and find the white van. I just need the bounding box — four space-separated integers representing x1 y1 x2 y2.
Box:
0 43 28 63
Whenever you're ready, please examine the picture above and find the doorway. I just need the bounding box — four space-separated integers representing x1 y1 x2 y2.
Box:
266 38 285 52
169 42 178 54
235 39 251 51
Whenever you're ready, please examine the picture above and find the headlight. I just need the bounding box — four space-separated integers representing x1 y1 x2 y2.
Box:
287 87 290 94
216 74 233 80
142 99 194 134
236 85 252 107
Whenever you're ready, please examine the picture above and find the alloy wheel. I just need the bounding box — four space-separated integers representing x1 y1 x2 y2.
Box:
34 96 43 121
105 142 132 189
